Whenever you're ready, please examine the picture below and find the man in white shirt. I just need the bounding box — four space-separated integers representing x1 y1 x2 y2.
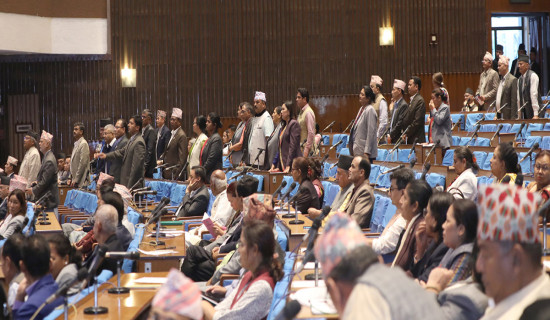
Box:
476 183 550 320
18 131 41 186
517 54 543 119
248 91 274 168
370 75 389 139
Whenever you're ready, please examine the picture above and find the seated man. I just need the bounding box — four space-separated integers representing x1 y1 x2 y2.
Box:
177 166 210 218
13 235 64 319
181 175 258 282
316 213 443 318
344 155 375 228
186 170 233 246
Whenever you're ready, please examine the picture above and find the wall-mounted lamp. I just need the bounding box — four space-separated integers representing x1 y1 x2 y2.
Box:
379 27 394 46
121 67 136 88
430 33 438 46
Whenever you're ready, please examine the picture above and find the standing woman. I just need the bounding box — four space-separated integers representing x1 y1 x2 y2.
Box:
189 115 208 175
48 234 82 296
270 101 302 173
447 146 479 200
350 86 378 163
432 72 450 106
428 88 452 150
200 112 223 183
0 189 27 239
265 106 283 169
489 142 520 184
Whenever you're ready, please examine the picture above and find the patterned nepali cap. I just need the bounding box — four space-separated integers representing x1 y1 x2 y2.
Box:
152 269 203 320
157 110 167 118
370 75 383 86
314 212 371 278
477 183 541 244
393 79 406 91
97 172 114 187
6 156 18 166
243 193 276 224
9 175 27 192
254 91 266 102
499 55 510 66
483 51 494 61
41 130 53 143
171 108 183 119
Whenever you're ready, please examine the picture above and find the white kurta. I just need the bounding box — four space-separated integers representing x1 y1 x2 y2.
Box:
18 146 41 186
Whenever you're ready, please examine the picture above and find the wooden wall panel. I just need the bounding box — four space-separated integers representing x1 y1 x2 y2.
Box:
0 0 486 160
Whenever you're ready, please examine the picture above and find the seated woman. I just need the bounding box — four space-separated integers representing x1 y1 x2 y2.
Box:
447 146 479 200
0 189 27 240
440 199 478 284
411 191 454 282
392 179 432 272
270 101 302 173
290 157 320 214
308 158 324 205
0 234 25 308
48 234 82 296
527 150 550 199
202 220 284 320
490 142 520 184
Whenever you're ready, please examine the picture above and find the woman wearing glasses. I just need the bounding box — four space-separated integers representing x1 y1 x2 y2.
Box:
527 150 550 200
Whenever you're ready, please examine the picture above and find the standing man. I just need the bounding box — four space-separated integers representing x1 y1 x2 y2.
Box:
296 88 316 157
492 44 503 71
386 79 408 144
345 155 375 228
110 119 129 184
231 102 253 167
100 124 116 174
155 110 170 162
0 176 10 220
248 91 274 168
350 86 378 160
18 130 41 186
530 47 542 78
94 118 112 174
158 108 188 180
476 184 550 319
510 43 526 78
141 109 157 178
70 122 90 188
517 54 543 119
476 51 499 111
403 76 426 143
370 75 389 139
98 115 146 189
27 130 59 213
495 55 518 120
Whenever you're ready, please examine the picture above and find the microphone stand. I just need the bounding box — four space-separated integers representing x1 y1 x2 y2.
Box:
83 273 108 314
108 260 130 294
142 191 152 213
288 195 304 225
252 148 265 170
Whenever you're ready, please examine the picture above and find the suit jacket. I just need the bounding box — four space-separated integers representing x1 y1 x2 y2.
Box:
200 133 223 183
70 137 90 187
404 94 426 143
85 234 124 281
109 135 129 184
13 274 63 319
476 68 499 110
275 120 302 170
176 185 210 217
438 281 488 320
33 150 59 209
344 180 375 228
295 179 320 214
142 124 157 178
0 197 7 221
0 214 26 239
156 125 171 160
105 133 146 189
498 73 518 120
389 98 409 143
350 105 378 158
160 127 188 180
430 103 452 148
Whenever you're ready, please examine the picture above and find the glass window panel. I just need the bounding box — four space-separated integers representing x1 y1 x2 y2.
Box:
496 30 523 60
491 17 522 28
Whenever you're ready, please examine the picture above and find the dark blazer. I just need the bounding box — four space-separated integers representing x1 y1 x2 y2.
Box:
85 234 124 280
156 125 171 160
393 215 424 272
13 274 63 319
344 180 375 228
109 135 128 184
32 150 59 209
275 119 302 170
411 240 449 282
389 98 409 143
117 223 133 251
295 179 320 214
142 124 157 178
200 133 223 183
105 133 146 189
430 103 452 148
176 185 210 217
499 73 518 120
404 94 426 143
160 127 188 180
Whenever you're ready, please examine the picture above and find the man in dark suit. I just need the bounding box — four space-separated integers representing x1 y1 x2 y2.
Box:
141 109 157 178
157 108 188 180
492 44 503 72
155 110 171 162
345 155 374 228
387 79 409 144
94 118 112 174
510 43 526 78
403 76 426 143
496 55 518 120
109 119 129 183
99 115 146 189
176 166 210 217
27 130 59 212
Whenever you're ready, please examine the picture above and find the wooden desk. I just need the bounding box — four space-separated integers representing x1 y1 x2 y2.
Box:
530 131 550 137
318 145 338 161
278 212 313 250
137 226 186 272
58 185 74 206
482 119 550 125
267 172 289 195
452 132 516 147
55 272 166 319
35 210 63 238
415 144 444 166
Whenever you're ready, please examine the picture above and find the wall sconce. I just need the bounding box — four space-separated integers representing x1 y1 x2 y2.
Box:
379 27 394 46
121 67 136 88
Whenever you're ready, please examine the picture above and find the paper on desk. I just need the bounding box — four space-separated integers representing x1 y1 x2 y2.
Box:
147 233 177 238
295 262 316 270
544 261 550 270
290 287 336 315
134 277 168 284
292 280 325 288
138 248 177 256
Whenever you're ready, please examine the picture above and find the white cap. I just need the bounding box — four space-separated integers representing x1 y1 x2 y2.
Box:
6 156 18 166
370 75 383 86
254 91 266 102
171 108 182 119
393 79 406 91
484 51 493 61
41 130 53 143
